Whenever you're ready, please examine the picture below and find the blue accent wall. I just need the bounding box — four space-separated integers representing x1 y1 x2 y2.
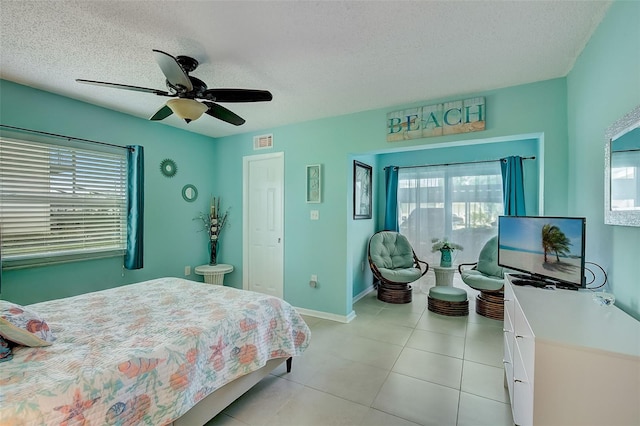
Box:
567 0 640 319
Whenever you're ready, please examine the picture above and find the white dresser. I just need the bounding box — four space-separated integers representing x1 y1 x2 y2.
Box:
503 274 640 426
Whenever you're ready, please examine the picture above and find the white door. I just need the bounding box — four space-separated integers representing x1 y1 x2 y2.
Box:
243 152 284 298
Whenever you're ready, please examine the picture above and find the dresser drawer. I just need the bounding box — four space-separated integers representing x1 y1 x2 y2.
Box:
504 275 640 426
504 279 515 322
513 299 535 382
513 376 533 426
503 331 514 404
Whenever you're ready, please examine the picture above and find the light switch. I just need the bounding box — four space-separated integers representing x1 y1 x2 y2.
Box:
310 210 319 220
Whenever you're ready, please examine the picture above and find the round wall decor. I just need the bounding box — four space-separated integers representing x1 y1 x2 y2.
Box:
182 184 198 202
160 159 177 177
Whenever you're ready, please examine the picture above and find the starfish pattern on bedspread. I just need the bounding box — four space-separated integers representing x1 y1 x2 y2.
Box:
54 388 100 426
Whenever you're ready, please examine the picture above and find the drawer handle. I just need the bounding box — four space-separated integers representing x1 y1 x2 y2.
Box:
503 360 511 365
516 335 525 339
503 328 513 333
514 379 526 383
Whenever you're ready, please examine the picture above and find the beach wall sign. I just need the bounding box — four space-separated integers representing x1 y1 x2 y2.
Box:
387 97 485 142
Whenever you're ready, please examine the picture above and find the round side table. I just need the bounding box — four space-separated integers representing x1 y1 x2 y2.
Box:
195 264 233 285
433 265 456 286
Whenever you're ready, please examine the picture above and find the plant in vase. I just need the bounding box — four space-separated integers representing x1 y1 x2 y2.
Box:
431 238 463 267
194 196 229 265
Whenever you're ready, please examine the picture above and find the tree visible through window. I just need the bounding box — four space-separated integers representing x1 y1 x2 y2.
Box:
0 137 127 268
398 162 503 265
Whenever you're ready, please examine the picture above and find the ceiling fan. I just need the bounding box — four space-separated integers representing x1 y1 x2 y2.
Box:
76 49 272 125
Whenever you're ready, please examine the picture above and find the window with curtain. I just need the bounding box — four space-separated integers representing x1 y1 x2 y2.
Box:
398 162 503 265
0 136 128 268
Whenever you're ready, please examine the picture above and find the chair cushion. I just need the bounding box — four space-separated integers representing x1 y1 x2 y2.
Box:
460 269 504 291
369 232 415 270
429 286 467 302
476 236 504 278
377 267 423 283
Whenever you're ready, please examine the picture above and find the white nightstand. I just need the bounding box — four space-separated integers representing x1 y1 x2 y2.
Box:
195 264 234 285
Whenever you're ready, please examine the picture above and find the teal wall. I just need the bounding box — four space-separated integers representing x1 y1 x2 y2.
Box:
214 78 569 317
5 3 636 320
567 0 640 319
2 77 567 316
0 80 218 304
350 154 378 301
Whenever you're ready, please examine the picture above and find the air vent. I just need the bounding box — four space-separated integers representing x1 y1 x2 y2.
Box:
253 134 273 150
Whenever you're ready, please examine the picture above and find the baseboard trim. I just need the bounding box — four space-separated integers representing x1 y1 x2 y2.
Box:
353 284 375 303
294 286 374 324
295 307 356 323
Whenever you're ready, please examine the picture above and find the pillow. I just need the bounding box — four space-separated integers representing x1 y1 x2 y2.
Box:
0 336 12 362
0 301 55 347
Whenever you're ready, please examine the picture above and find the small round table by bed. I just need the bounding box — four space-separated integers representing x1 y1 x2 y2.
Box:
195 264 233 285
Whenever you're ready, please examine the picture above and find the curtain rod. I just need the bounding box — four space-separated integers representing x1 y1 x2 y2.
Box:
0 124 132 151
383 156 535 170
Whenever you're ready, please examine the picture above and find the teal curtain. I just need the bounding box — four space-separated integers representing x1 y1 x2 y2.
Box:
501 156 526 216
125 145 144 269
384 166 399 231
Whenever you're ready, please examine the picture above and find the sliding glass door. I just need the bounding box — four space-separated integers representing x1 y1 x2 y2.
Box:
398 162 503 265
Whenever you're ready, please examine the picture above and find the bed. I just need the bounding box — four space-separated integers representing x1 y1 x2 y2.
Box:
0 277 311 425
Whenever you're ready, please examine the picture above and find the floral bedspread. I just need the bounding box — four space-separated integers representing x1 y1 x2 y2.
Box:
0 277 310 425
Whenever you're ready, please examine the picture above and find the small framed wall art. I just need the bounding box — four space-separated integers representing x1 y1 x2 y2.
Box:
353 160 372 219
306 164 321 203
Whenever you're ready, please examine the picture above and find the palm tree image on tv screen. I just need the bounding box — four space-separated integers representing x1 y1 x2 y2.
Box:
539 223 583 284
498 216 585 286
541 224 573 263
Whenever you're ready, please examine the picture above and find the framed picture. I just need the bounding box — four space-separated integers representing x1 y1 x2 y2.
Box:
306 164 321 203
353 160 372 219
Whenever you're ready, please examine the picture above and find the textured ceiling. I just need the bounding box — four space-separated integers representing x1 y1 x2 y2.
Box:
0 1 610 138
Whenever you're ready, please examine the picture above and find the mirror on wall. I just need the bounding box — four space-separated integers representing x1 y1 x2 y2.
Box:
605 105 640 226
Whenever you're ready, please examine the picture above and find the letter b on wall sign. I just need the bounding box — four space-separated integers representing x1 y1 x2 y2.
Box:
386 97 485 142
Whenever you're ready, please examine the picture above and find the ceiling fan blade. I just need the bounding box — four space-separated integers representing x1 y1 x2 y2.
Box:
76 79 172 96
201 89 273 103
152 49 193 91
149 104 173 121
203 102 246 126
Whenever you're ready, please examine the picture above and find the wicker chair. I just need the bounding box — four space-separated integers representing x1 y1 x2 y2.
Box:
458 236 505 320
368 231 429 304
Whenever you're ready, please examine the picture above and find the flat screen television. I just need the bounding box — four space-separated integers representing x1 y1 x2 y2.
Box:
497 216 586 290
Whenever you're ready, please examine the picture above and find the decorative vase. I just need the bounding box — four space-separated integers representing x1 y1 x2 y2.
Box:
209 241 218 266
440 248 453 267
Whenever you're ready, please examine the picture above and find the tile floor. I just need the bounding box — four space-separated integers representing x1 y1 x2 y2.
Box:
207 274 513 426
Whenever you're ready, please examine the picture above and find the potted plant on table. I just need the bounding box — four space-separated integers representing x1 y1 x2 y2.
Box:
431 238 463 267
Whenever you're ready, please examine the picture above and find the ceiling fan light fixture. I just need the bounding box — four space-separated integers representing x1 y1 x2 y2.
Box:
77 50 271 125
167 98 207 123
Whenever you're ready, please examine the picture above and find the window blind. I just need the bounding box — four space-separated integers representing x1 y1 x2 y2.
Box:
0 137 127 267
